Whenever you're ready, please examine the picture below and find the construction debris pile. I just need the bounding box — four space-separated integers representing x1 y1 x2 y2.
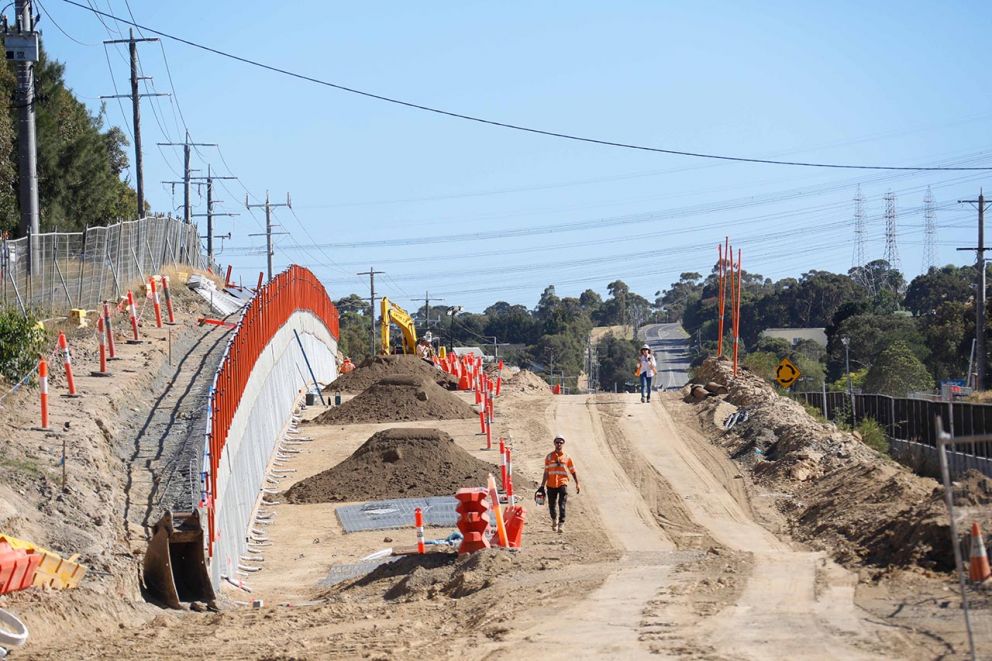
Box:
311 377 477 424
284 428 499 503
501 369 551 395
324 355 460 393
689 356 990 572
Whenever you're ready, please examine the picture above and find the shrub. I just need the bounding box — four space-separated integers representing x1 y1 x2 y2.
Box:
0 307 45 383
856 418 889 455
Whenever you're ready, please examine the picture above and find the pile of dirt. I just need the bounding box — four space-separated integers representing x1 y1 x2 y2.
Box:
502 369 550 395
311 376 477 424
284 428 499 502
348 549 516 602
324 354 459 393
688 356 989 573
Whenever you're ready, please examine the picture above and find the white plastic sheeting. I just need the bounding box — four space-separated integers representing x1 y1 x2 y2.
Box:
205 311 337 589
187 274 244 317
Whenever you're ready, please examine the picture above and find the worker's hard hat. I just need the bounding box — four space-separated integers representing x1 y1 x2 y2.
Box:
641 344 651 351
553 435 565 443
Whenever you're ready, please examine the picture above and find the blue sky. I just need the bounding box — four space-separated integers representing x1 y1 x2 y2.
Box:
40 1 992 310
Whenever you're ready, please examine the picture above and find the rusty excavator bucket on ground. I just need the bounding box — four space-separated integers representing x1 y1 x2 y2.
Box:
143 510 216 609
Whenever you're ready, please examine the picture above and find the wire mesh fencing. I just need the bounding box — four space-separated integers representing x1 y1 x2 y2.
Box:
1 216 203 317
936 419 992 661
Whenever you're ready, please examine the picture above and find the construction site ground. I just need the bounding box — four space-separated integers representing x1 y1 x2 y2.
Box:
3 332 980 660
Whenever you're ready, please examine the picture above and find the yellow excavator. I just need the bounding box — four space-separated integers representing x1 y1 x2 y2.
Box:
380 297 418 355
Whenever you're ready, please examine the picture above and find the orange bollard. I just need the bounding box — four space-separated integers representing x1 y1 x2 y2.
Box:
57 332 78 397
485 415 492 450
475 386 482 405
970 522 991 582
256 271 264 291
479 409 486 434
499 437 507 489
126 290 142 343
37 358 50 431
455 488 491 554
149 277 163 328
91 317 112 377
505 446 513 500
415 507 425 554
161 276 176 325
503 505 526 549
225 264 233 288
102 301 118 360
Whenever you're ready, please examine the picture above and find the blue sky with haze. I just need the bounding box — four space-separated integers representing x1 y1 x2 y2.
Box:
40 1 992 310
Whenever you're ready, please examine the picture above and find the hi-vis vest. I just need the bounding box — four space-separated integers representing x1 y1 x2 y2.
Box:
545 451 575 488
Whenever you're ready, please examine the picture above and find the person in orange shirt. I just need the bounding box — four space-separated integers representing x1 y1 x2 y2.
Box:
536 435 580 533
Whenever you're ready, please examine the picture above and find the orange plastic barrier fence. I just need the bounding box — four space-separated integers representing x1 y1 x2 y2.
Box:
203 266 339 555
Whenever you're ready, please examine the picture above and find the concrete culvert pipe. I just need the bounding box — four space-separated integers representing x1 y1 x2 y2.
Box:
0 609 28 648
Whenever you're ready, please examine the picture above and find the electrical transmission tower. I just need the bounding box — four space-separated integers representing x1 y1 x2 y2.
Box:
882 191 901 272
922 186 937 272
851 185 866 275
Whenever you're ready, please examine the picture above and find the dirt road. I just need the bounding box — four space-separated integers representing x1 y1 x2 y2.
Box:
485 393 915 659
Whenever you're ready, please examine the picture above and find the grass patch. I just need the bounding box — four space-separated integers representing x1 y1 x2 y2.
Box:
0 456 44 477
856 418 890 455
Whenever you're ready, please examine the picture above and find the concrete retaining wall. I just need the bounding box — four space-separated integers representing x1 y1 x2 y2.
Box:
207 311 337 588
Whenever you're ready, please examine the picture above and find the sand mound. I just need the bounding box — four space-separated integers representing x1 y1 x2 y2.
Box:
325 355 459 393
312 376 477 424
689 357 989 572
502 369 549 395
349 549 515 601
284 428 499 503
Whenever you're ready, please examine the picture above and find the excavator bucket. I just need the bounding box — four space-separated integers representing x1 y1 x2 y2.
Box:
143 510 215 609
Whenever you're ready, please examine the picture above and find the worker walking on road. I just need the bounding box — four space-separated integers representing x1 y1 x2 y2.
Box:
536 435 580 533
637 344 657 403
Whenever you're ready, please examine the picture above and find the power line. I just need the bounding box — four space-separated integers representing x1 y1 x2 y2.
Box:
60 0 992 172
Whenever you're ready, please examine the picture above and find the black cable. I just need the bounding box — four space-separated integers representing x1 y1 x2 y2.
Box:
36 0 95 45
61 0 992 172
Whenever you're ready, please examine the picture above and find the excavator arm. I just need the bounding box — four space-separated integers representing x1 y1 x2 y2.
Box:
380 297 418 355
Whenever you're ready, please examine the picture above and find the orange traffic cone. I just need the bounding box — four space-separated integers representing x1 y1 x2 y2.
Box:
969 522 991 583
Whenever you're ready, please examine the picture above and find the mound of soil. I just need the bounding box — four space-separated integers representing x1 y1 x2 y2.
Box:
502 369 550 395
325 355 459 393
689 357 991 573
312 376 477 424
284 428 499 503
343 548 516 602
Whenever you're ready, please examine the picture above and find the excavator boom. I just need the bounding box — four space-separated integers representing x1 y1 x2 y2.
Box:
380 297 418 354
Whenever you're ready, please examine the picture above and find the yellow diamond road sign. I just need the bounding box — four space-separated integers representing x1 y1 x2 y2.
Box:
775 357 801 388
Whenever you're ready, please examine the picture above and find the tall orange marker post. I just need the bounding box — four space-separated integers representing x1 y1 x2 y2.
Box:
57 332 78 397
91 317 112 377
414 507 426 554
149 277 163 328
161 276 177 325
733 249 742 376
37 358 50 431
717 240 727 357
102 301 118 360
126 290 142 344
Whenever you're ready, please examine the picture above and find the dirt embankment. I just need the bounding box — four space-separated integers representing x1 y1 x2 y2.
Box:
324 354 459 393
689 357 989 572
501 369 550 395
284 428 499 503
311 376 477 425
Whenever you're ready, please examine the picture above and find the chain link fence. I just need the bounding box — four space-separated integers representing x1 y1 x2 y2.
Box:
0 216 203 316
935 421 992 661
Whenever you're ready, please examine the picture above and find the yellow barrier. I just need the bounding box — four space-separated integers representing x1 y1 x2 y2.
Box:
0 535 86 590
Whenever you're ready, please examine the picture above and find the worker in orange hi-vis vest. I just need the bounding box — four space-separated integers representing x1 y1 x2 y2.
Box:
536 435 580 533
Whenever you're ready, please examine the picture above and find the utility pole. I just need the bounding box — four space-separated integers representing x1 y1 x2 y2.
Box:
357 267 385 357
958 191 992 391
247 191 291 282
158 131 216 224
8 0 40 270
190 165 238 265
101 28 163 220
420 291 443 331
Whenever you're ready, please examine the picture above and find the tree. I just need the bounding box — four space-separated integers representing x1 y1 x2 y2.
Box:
863 342 935 396
656 272 703 322
596 334 638 392
826 313 926 380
